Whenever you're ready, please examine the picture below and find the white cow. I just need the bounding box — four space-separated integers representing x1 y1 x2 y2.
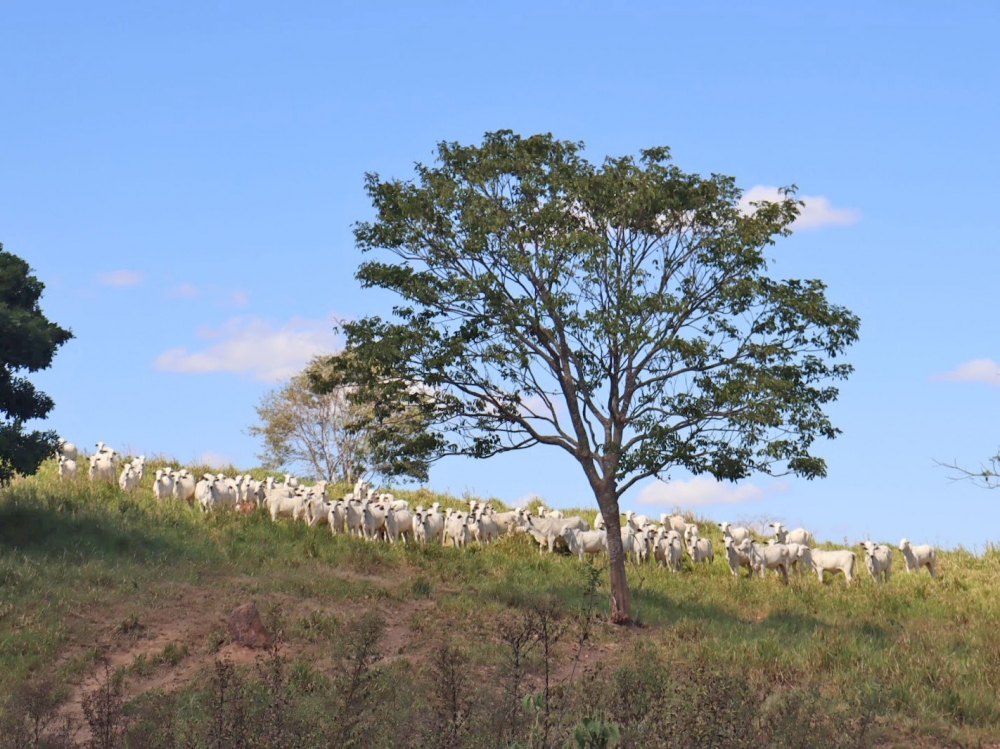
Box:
57 454 78 480
152 469 175 501
172 470 196 505
361 501 389 540
771 522 815 546
385 508 414 544
662 514 688 535
898 539 936 579
805 547 856 585
724 535 754 578
196 474 225 513
445 511 471 549
719 522 751 544
653 529 684 572
344 501 366 537
687 534 714 565
265 486 306 521
625 511 653 533
745 540 790 584
860 541 892 584
88 452 116 484
306 498 333 527
619 527 641 564
492 509 524 536
328 500 348 535
767 539 810 578
118 464 140 493
518 515 589 553
57 439 78 461
471 511 499 544
418 509 445 545
563 528 608 561
129 455 146 481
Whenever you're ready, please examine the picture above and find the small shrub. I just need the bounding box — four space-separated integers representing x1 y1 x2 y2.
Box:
411 575 433 598
82 661 131 749
129 653 152 678
566 717 621 749
113 614 145 643
293 610 340 643
156 642 188 667
207 627 228 653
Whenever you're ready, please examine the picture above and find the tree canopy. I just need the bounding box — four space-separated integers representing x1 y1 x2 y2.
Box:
319 131 860 622
0 244 73 484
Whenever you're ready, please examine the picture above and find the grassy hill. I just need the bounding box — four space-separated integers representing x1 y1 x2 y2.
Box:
2 459 999 747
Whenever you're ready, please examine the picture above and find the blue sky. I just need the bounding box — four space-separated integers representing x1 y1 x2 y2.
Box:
4 1 999 548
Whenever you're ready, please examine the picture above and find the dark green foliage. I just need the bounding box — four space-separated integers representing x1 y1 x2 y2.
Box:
319 130 859 621
321 130 859 494
0 245 72 485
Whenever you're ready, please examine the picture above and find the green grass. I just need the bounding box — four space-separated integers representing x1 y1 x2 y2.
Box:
3 458 1000 745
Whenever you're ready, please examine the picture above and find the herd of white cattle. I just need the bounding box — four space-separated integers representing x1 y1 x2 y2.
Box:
54 440 938 586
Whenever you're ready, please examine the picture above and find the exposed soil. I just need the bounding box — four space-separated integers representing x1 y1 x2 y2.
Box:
51 571 532 742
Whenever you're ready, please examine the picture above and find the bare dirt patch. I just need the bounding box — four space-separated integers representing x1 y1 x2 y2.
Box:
51 572 477 741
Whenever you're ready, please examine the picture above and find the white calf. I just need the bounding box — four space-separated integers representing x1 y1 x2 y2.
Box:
196 475 224 512
719 522 751 544
445 511 471 549
746 540 790 584
88 453 116 484
118 465 140 493
662 514 688 535
471 511 498 544
385 508 414 544
172 470 196 505
860 541 892 584
724 536 753 578
687 535 714 565
653 529 683 572
58 454 78 480
152 469 175 501
898 539 936 579
362 502 388 540
57 439 78 461
563 528 607 561
806 548 856 584
328 501 347 534
266 487 306 521
771 522 815 546
418 510 445 545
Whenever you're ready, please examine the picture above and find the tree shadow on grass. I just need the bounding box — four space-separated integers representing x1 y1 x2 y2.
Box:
0 503 185 564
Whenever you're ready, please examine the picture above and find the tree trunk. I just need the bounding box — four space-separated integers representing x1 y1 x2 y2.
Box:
598 493 630 624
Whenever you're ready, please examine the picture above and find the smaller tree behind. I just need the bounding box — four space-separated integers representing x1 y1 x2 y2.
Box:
247 359 366 482
0 245 73 484
247 356 433 484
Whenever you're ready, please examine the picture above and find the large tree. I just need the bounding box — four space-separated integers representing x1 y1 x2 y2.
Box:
0 245 73 485
320 131 859 623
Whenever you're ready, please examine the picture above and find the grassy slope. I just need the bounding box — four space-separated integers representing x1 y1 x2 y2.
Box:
2 459 1000 746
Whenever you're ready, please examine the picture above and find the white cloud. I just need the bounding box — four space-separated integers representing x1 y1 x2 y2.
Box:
510 492 542 508
229 289 249 307
167 283 199 298
931 358 1000 386
636 476 789 508
97 269 144 287
197 450 236 469
739 185 860 230
153 315 339 381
